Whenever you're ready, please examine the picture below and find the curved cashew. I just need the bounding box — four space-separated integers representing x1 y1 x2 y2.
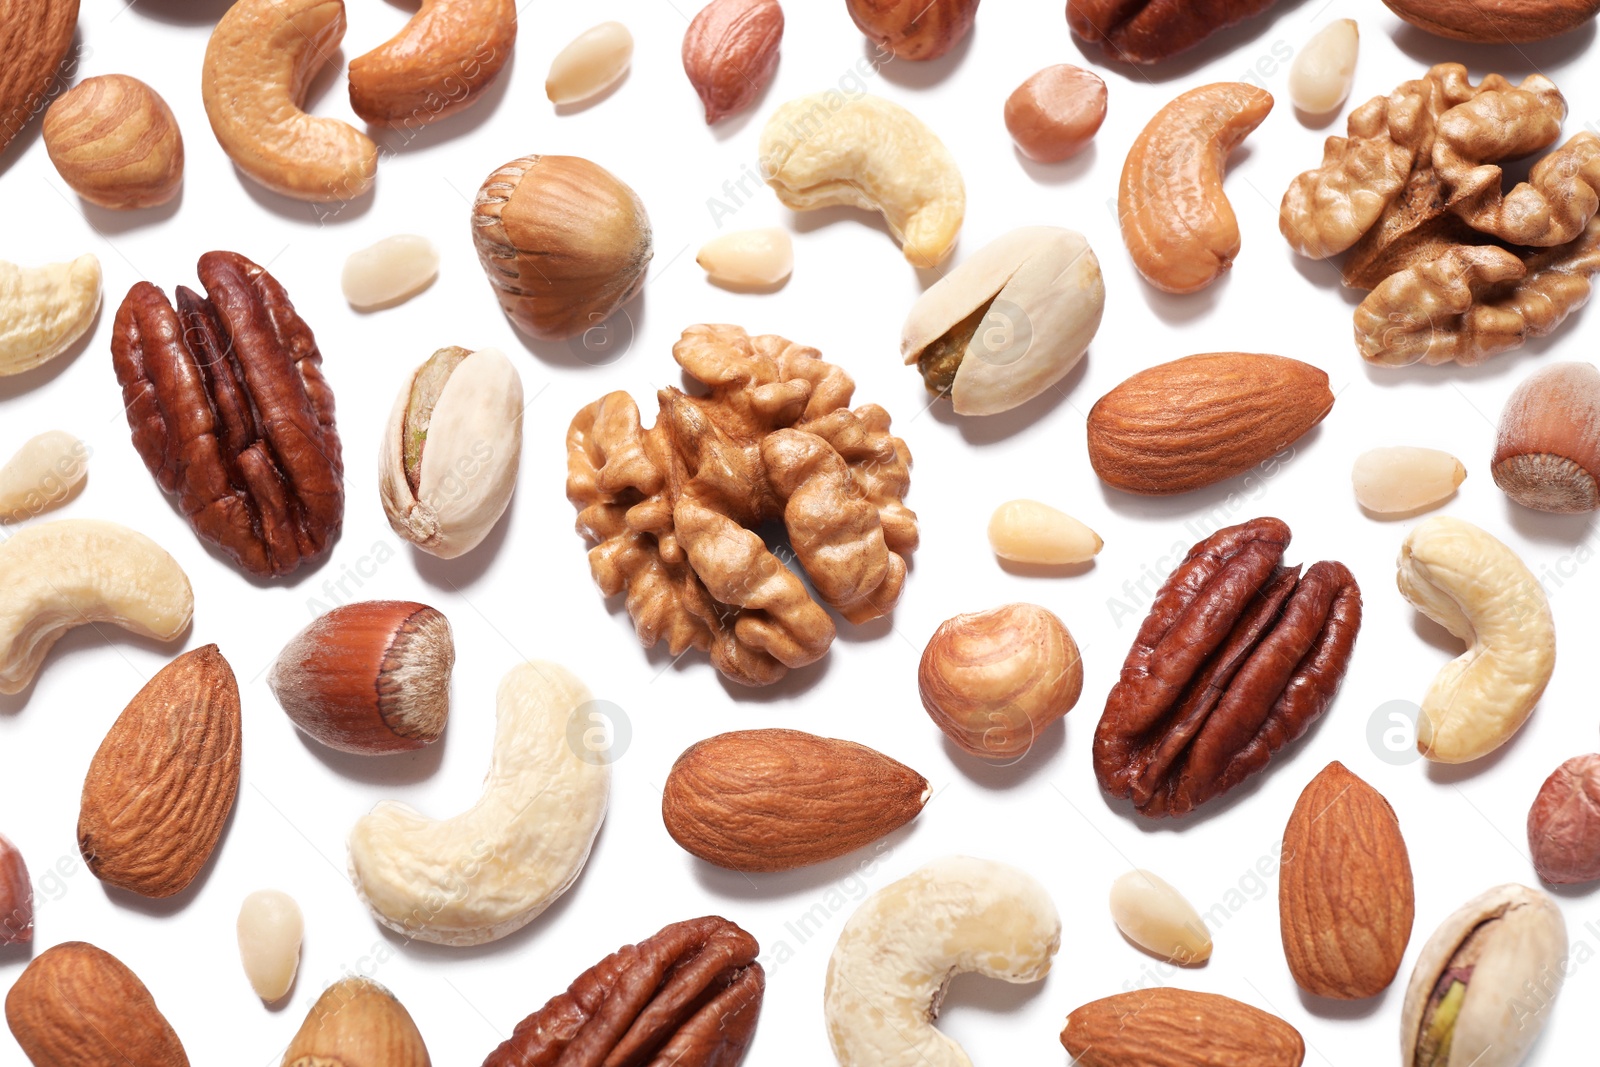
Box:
759 93 965 267
1119 83 1274 294
201 0 378 202
0 255 101 377
348 0 517 125
347 661 609 946
1397 516 1555 763
824 855 1061 1067
0 519 194 695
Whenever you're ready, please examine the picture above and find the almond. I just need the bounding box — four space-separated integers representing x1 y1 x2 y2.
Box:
661 729 930 872
5 941 187 1067
1086 353 1333 495
281 977 430 1066
1062 987 1305 1067
1279 761 1414 999
0 0 79 157
0 833 30 944
1381 0 1599 42
78 644 241 898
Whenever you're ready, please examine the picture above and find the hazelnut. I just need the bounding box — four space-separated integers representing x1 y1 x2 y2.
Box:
42 74 183 210
918 603 1082 759
1528 753 1600 884
1004 64 1107 163
471 154 653 342
267 601 454 755
1492 361 1600 513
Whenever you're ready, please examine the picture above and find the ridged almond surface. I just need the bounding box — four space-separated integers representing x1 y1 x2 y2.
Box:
1381 0 1600 41
1062 987 1304 1067
5 941 187 1067
662 729 930 872
1087 352 1333 495
0 0 79 158
78 644 241 898
281 977 429 1066
1279 761 1414 999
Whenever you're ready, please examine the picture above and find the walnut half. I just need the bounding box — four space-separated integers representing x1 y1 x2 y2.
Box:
1281 63 1600 366
566 324 918 687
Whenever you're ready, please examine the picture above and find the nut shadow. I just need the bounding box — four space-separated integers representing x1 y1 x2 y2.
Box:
936 961 1053 1018
997 557 1096 579
505 294 647 369
552 67 630 117
1391 23 1596 74
1014 142 1098 186
238 166 376 227
412 489 518 593
939 725 1065 791
1356 496 1460 523
1288 251 1365 308
0 296 101 401
714 651 831 703
1293 105 1344 132
127 0 234 25
1114 927 1208 969
1504 501 1596 546
867 31 974 89
0 622 194 715
927 355 1091 447
1142 271 1231 326
292 726 447 787
370 51 518 156
708 77 775 143
1422 728 1523 784
1295 985 1388 1020
690 823 923 902
82 187 184 235
790 204 905 261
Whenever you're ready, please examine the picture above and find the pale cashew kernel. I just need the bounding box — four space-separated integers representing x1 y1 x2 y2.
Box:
0 519 194 695
0 255 101 377
824 855 1061 1067
347 660 610 946
202 0 378 202
1119 83 1274 294
760 93 965 267
1396 516 1555 763
0 431 88 521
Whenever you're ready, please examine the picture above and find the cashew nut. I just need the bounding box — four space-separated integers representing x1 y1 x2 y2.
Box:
347 660 609 946
202 0 378 202
824 855 1061 1066
0 255 101 377
348 0 517 125
760 93 965 267
1396 516 1555 763
0 519 194 695
1119 83 1274 294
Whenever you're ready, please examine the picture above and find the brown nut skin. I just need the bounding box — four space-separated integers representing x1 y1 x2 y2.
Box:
1492 362 1600 513
0 833 30 944
268 601 454 755
348 0 515 125
1528 753 1600 884
1120 83 1274 294
662 729 929 872
472 154 652 342
1382 0 1600 42
0 0 79 159
483 916 764 1067
1280 761 1414 999
1094 518 1362 817
846 0 978 60
683 0 784 123
5 942 188 1067
1068 0 1279 63
43 75 182 210
282 978 430 1067
1004 64 1106 163
1063 987 1305 1067
919 603 1082 759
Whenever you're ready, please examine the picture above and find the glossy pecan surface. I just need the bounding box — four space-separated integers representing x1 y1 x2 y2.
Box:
110 250 343 577
1094 517 1361 817
483 915 764 1067
1066 0 1279 63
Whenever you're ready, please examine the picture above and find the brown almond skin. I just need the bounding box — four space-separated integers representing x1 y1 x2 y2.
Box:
1528 753 1600 884
1492 362 1600 513
0 833 30 944
77 644 241 898
682 0 784 123
42 74 183 209
1279 761 1414 999
268 600 454 755
1382 0 1600 41
1005 64 1106 163
1087 353 1333 495
282 978 430 1066
0 0 80 158
5 942 188 1067
662 729 929 872
1063 987 1305 1067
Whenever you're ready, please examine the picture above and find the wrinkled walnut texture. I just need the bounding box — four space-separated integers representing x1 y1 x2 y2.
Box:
111 251 343 577
1094 518 1362 817
1067 0 1279 63
567 324 918 687
482 916 764 1067
1282 63 1600 366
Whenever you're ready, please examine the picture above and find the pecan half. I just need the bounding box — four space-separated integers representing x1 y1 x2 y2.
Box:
110 251 343 577
483 915 764 1067
1094 517 1362 817
1067 0 1279 63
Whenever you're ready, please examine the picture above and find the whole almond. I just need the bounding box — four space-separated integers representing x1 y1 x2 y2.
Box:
1280 761 1414 999
78 644 241 898
1087 352 1333 495
1063 987 1305 1067
0 833 30 944
1381 0 1599 41
5 941 187 1067
662 728 929 872
682 0 783 123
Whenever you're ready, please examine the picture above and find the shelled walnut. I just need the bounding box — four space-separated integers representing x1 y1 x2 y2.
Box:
567 324 918 686
1282 63 1600 366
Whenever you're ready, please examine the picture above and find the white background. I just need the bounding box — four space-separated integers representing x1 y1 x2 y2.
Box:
3 0 1600 1062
